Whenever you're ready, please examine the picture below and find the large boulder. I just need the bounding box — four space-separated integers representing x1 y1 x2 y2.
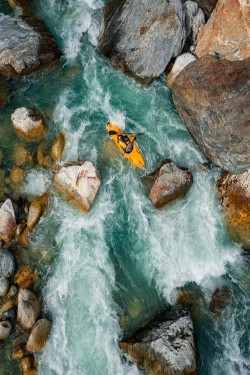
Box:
98 0 186 84
0 199 17 242
0 14 61 77
11 107 46 142
26 319 52 352
120 307 196 375
27 191 49 231
53 161 101 212
195 0 250 61
17 289 40 330
217 169 250 249
0 249 15 278
148 160 193 209
172 55 250 173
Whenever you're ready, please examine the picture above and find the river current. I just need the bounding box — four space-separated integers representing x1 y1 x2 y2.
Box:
0 1 250 374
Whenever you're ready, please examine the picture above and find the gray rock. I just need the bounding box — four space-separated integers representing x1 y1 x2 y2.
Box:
120 307 196 375
2 308 16 321
172 55 250 173
0 14 61 77
0 320 12 340
148 160 193 209
183 1 205 47
17 289 40 330
0 249 15 278
182 0 217 18
0 277 9 297
0 199 17 242
98 0 186 84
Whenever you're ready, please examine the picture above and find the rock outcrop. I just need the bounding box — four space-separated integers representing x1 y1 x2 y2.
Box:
172 55 250 173
120 307 196 375
217 170 250 249
17 289 40 330
53 161 101 212
11 108 46 142
148 160 193 209
0 14 61 77
167 53 196 88
195 0 250 61
0 199 17 242
0 249 15 278
26 319 52 352
98 0 186 84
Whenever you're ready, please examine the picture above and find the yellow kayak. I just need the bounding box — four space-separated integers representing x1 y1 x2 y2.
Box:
107 123 145 169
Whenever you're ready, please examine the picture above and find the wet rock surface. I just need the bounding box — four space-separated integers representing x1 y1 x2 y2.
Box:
51 132 65 161
26 318 52 352
7 0 35 16
148 160 193 209
209 286 231 317
0 14 61 77
53 161 101 212
0 249 15 278
0 199 17 242
195 0 250 61
172 55 250 173
27 191 49 231
17 289 40 330
217 170 250 249
14 266 39 290
98 0 186 84
11 108 46 142
120 307 196 375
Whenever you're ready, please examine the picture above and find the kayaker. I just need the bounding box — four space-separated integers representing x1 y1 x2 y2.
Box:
118 133 136 154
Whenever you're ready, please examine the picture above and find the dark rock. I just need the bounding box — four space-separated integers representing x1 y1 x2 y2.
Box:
209 286 231 316
182 0 217 18
20 354 38 375
148 160 193 209
17 289 40 330
7 0 35 16
217 170 250 249
98 0 186 85
12 332 29 350
120 307 196 375
0 76 8 107
0 249 15 278
2 308 16 321
172 55 250 173
26 318 52 352
0 14 61 77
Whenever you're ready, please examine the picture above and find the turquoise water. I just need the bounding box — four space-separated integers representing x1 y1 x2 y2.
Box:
1 1 250 374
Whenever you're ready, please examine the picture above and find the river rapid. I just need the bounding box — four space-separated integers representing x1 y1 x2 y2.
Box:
1 1 250 374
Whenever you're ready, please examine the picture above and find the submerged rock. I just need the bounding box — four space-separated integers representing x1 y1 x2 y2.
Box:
98 0 186 84
209 286 231 317
13 145 31 167
0 249 15 278
0 199 17 242
11 108 46 142
217 170 250 249
17 289 40 330
20 355 38 375
0 14 61 77
27 191 49 231
195 0 250 61
26 318 52 352
0 320 12 340
148 160 193 209
10 167 25 184
51 133 66 161
120 307 196 375
167 53 196 87
14 266 39 290
0 76 8 107
7 0 35 16
53 161 101 212
172 55 250 173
